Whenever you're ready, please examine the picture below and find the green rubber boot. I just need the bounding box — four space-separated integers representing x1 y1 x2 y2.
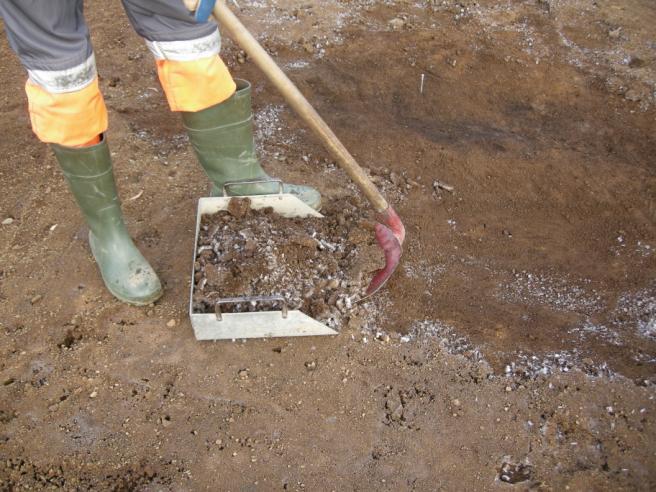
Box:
51 137 163 306
182 79 321 210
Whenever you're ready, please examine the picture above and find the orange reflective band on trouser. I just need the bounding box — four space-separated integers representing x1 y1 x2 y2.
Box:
25 78 108 147
156 55 237 112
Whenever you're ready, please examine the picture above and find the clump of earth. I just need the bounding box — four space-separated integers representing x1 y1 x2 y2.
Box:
192 197 385 327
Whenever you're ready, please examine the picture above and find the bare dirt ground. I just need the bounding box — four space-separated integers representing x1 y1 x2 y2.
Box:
1 0 655 489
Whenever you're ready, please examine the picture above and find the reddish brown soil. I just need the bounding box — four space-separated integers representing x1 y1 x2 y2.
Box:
1 0 655 490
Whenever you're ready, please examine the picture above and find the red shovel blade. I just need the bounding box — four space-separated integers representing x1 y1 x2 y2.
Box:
365 206 405 296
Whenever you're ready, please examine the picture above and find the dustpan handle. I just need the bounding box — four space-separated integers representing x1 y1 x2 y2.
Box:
222 177 284 197
214 295 289 320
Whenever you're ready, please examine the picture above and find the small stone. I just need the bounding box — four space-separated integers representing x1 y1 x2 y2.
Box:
30 294 43 305
89 391 98 398
608 27 622 39
624 89 642 102
388 17 405 30
166 319 176 328
238 369 249 380
305 361 317 371
375 333 390 343
2 218 14 225
327 292 339 306
291 234 317 249
389 172 403 186
628 57 646 69
302 288 315 299
452 398 461 407
243 239 257 257
505 386 512 392
326 278 340 290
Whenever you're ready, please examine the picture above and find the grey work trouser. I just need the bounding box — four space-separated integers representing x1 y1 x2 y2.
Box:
0 0 220 92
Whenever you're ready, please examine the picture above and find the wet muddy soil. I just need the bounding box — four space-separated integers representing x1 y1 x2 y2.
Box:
1 0 655 489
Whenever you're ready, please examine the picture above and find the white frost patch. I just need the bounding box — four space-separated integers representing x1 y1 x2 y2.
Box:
614 286 656 339
284 60 310 69
402 321 618 380
408 320 484 361
636 241 653 258
403 259 446 288
358 291 392 333
254 104 286 141
569 319 623 346
498 271 602 314
504 350 615 380
241 0 355 51
253 104 298 151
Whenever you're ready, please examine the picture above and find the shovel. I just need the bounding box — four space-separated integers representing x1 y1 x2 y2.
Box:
212 1 405 296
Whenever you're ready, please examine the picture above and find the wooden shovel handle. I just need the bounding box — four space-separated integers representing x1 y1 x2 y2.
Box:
212 1 389 213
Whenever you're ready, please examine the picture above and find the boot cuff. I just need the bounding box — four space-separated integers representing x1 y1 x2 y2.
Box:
50 133 107 156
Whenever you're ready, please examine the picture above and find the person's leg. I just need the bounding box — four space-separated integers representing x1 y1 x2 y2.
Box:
122 0 321 209
0 0 162 305
0 0 104 147
121 0 236 112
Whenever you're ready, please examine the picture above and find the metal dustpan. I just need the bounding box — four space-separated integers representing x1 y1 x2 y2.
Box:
189 180 338 340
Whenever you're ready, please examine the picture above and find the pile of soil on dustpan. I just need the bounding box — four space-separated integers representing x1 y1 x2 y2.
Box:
192 197 385 328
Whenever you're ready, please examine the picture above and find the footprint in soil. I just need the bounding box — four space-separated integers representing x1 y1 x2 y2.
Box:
381 384 434 428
